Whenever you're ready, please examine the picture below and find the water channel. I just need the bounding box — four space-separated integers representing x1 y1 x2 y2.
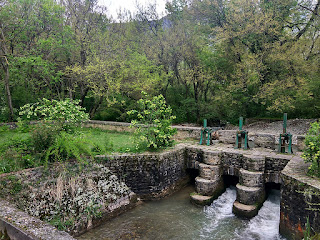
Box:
78 185 286 240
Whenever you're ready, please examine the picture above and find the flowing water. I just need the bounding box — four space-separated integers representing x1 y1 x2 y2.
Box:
78 186 286 240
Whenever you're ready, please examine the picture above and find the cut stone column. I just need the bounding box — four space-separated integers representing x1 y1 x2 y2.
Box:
242 155 265 172
236 184 265 205
233 168 266 218
203 151 222 165
199 163 221 180
195 177 224 196
239 168 264 187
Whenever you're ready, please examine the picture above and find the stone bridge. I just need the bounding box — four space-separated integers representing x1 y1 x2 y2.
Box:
187 144 298 218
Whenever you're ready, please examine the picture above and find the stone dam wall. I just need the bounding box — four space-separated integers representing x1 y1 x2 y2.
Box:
1 143 319 239
95 145 189 200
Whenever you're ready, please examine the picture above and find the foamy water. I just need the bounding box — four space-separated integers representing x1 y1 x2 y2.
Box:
78 186 285 240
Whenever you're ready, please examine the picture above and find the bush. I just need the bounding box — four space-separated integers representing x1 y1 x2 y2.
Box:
127 92 176 150
19 98 89 131
45 132 94 164
302 121 320 177
31 124 59 152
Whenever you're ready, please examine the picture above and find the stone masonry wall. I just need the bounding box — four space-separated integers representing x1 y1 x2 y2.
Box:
280 156 320 240
95 145 189 200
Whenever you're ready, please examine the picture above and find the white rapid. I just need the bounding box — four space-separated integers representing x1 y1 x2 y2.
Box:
200 187 285 240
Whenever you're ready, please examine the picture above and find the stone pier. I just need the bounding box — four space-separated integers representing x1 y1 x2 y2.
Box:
188 144 294 219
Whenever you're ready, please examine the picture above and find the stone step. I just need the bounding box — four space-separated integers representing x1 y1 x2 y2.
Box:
239 168 264 187
236 184 265 205
190 193 215 206
195 177 224 196
232 201 259 218
199 163 221 180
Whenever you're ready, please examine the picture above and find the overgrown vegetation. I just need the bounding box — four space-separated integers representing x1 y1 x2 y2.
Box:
0 126 137 174
0 0 319 124
128 92 176 150
0 163 131 234
303 121 320 177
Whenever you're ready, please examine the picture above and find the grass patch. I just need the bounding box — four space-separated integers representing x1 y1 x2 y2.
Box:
0 126 140 174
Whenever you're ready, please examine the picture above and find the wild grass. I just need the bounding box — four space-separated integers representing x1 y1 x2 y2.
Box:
0 126 137 174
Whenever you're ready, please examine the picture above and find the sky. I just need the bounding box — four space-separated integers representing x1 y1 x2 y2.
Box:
98 0 170 19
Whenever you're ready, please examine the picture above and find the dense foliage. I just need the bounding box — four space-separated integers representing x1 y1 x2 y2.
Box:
19 98 89 130
303 121 320 177
0 0 319 124
128 92 176 150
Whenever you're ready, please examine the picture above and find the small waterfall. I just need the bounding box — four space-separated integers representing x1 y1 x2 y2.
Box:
199 187 285 240
236 189 285 240
199 186 238 239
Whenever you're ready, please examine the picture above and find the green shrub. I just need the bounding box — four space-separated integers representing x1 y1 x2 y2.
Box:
31 124 59 152
127 92 176 150
18 98 89 131
302 121 320 177
45 132 94 164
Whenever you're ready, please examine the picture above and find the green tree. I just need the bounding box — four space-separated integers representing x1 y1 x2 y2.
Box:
128 92 176 150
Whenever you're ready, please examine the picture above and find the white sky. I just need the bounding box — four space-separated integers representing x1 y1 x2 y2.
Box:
98 0 170 19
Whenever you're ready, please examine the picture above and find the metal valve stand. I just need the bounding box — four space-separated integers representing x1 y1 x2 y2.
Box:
200 119 213 146
235 117 249 150
278 113 293 154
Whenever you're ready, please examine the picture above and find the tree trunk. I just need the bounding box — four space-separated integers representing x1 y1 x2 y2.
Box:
0 25 14 121
89 96 103 119
2 61 14 121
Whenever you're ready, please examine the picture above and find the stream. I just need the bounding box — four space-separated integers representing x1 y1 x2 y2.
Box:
78 185 285 240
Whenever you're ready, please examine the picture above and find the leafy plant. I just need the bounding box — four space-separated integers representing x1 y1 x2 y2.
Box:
127 92 177 150
31 124 59 152
302 121 320 177
18 98 89 131
45 132 94 164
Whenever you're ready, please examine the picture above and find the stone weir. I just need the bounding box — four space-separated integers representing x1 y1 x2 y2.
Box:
187 144 295 219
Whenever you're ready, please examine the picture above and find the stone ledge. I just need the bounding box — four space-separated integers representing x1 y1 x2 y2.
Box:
232 201 258 218
190 194 215 206
0 199 75 240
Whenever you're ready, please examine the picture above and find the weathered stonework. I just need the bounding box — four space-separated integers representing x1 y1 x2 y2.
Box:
280 156 320 240
195 177 224 196
232 201 259 219
0 199 75 240
199 164 221 180
249 133 275 149
239 169 264 187
236 184 265 205
0 140 317 240
242 154 265 171
95 145 189 200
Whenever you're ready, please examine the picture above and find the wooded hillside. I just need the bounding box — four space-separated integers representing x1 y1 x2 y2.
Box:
0 0 319 124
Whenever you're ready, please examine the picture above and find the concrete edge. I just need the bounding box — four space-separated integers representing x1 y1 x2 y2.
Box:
0 199 75 240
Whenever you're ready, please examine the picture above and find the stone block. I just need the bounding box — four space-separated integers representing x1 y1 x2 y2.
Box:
296 135 305 151
203 150 222 165
232 201 259 218
221 150 243 168
242 154 265 171
195 177 224 196
236 184 265 205
252 133 275 149
239 168 264 187
265 154 292 172
218 130 237 144
190 193 215 206
199 163 221 180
